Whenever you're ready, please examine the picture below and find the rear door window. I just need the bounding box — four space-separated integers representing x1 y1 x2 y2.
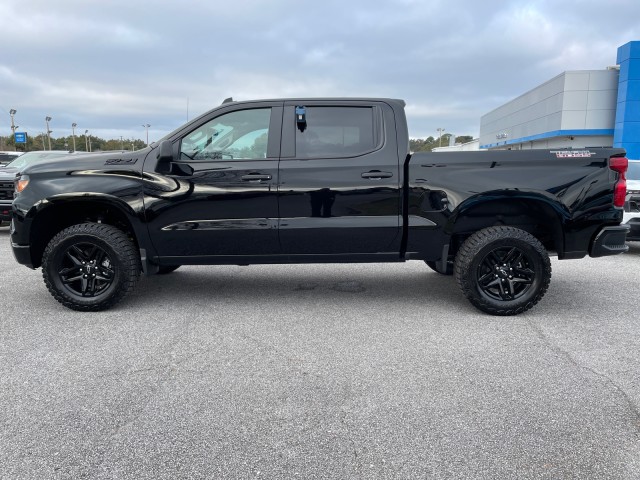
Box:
295 107 380 158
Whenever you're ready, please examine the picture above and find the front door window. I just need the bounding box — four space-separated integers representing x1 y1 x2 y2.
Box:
180 109 271 161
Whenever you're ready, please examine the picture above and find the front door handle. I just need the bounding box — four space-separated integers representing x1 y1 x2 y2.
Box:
241 173 272 181
361 170 393 179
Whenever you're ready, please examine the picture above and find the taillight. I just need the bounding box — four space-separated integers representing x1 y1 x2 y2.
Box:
609 156 628 208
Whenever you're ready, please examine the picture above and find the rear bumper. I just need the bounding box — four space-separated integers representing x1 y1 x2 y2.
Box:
589 225 630 257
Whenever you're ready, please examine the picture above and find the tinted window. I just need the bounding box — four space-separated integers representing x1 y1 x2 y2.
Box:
295 107 376 158
180 108 271 160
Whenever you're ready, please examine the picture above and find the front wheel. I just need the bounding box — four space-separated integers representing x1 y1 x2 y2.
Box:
42 223 141 311
454 226 551 316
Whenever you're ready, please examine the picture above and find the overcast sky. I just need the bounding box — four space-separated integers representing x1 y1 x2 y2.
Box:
1 0 639 143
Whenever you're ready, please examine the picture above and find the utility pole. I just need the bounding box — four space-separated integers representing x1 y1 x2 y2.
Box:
71 123 77 152
45 116 52 150
84 130 89 152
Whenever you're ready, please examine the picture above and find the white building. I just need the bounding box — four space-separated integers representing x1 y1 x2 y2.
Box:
479 69 619 150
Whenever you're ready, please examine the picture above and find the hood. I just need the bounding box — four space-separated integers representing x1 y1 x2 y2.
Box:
22 149 151 176
0 166 19 180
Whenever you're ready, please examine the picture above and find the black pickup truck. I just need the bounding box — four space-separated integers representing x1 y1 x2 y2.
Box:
9 98 630 315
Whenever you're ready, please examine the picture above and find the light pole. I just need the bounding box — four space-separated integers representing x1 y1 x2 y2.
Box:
84 130 89 152
9 109 18 151
45 116 52 150
71 123 77 152
436 128 445 148
142 124 150 146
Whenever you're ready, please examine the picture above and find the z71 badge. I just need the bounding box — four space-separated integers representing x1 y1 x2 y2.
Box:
104 158 138 165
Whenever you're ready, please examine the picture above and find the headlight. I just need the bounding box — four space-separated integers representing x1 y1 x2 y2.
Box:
15 174 29 193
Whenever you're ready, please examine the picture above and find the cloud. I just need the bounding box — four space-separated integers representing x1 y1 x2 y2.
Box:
1 0 639 141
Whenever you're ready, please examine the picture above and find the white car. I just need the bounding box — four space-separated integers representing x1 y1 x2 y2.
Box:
624 159 640 241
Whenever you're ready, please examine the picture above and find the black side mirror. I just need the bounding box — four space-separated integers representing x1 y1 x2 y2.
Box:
157 140 174 162
156 140 174 173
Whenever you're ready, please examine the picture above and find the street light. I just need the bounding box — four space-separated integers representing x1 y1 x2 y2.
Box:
45 116 52 150
436 128 445 148
84 129 89 152
9 109 18 151
142 123 150 146
71 123 77 152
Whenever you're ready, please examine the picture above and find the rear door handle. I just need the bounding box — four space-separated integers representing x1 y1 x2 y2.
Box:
361 170 393 179
241 173 272 181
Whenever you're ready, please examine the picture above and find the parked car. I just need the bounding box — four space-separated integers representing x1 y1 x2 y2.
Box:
623 159 640 241
0 150 73 225
0 151 22 166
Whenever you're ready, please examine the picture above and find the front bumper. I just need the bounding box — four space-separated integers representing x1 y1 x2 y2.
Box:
10 217 35 268
0 201 11 222
11 238 35 268
589 225 630 257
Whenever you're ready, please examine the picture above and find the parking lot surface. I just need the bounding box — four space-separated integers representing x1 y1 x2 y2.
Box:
1 225 640 479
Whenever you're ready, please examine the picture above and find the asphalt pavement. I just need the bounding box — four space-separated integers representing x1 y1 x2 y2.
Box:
1 225 639 479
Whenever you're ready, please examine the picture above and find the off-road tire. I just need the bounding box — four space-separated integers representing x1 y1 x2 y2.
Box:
42 223 140 311
454 226 551 316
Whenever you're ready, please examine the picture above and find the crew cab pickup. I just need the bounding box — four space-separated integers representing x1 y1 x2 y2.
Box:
10 98 630 315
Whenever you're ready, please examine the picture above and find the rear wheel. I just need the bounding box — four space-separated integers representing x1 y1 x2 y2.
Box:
42 223 140 311
454 226 551 315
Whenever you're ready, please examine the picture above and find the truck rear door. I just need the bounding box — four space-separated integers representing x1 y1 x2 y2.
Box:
277 100 402 255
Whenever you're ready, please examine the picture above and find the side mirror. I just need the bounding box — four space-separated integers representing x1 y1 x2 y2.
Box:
157 140 174 162
156 140 174 173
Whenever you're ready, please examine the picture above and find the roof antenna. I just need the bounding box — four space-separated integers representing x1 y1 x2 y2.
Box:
222 97 234 104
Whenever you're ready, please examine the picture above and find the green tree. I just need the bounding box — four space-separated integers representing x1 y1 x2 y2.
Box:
0 134 147 152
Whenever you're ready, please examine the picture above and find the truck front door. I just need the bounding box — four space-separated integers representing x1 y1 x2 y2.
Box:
143 103 282 259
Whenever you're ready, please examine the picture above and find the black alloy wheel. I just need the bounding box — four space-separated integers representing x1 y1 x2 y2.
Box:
57 243 115 297
454 226 551 316
42 223 140 311
475 246 535 301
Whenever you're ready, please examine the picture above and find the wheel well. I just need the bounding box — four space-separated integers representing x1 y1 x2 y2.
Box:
29 201 139 268
447 198 564 259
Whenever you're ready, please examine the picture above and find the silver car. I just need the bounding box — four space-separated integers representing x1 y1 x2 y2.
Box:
624 159 640 241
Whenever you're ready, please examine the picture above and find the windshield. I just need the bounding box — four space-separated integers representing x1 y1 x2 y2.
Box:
627 160 640 181
6 151 72 170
